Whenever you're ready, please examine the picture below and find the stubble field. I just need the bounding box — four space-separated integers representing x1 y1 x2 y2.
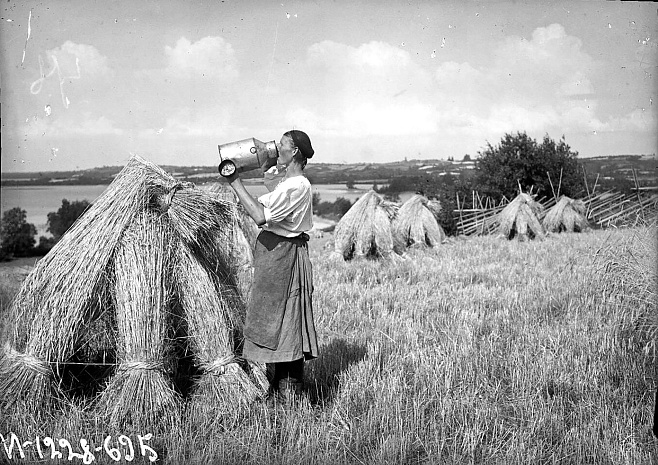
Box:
1 226 656 464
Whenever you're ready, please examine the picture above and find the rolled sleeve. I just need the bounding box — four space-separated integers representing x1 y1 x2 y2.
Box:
258 188 292 224
262 206 274 224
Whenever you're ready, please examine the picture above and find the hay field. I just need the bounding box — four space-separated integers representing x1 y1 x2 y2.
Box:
1 226 656 464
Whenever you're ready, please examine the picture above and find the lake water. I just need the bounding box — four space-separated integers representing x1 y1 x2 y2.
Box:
1 182 398 237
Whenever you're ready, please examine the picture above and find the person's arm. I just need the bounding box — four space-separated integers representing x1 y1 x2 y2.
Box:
226 175 266 226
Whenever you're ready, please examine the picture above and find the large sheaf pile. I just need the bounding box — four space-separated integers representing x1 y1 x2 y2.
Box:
393 194 445 252
542 196 590 233
0 156 266 427
493 193 545 240
202 182 260 300
332 190 399 260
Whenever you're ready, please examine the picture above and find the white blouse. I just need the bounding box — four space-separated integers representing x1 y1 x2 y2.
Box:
258 171 313 237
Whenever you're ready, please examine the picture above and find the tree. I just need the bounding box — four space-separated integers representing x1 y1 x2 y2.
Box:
35 235 57 255
463 154 471 162
0 207 37 260
47 199 91 240
312 192 321 210
475 132 582 201
314 200 333 216
333 197 353 216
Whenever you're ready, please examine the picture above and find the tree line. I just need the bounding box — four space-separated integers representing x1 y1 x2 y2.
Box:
0 199 90 261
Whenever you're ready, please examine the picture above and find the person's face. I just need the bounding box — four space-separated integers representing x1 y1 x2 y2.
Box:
277 135 298 166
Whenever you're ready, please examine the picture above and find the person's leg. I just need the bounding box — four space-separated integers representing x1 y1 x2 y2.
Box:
265 363 278 397
277 358 304 398
265 360 304 398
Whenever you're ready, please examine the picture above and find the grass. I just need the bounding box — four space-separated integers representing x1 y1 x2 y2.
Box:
1 226 656 464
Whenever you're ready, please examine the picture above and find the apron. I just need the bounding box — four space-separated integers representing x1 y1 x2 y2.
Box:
242 230 318 363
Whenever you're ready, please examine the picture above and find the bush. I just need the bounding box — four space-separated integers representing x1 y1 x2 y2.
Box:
431 195 458 236
34 236 57 255
475 132 582 201
47 199 91 240
333 197 353 216
313 196 353 219
0 207 37 260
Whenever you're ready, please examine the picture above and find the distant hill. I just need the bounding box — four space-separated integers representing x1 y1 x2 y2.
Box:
577 154 656 185
1 154 655 187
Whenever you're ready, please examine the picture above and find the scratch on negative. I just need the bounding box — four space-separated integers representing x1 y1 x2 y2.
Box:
265 21 279 92
21 9 31 65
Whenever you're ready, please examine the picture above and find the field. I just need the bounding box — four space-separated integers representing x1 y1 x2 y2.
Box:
1 226 656 464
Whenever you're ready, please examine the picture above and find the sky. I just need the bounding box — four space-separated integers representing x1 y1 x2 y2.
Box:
1 0 656 173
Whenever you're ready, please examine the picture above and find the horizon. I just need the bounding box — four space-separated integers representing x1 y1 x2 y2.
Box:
1 151 654 176
1 0 656 173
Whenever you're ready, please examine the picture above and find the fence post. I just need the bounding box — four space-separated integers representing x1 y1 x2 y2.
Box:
547 171 558 202
456 192 464 235
632 168 646 223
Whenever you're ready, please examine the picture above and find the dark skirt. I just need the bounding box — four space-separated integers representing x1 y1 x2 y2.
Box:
242 231 318 363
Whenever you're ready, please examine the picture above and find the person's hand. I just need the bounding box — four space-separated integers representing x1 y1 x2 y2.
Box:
225 170 239 184
261 156 278 172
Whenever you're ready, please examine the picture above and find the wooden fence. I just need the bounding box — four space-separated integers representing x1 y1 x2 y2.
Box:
454 190 658 236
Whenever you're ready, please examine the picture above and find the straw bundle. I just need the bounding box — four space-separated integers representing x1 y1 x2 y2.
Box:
228 204 260 301
156 184 241 287
0 343 53 415
201 182 259 300
1 156 157 412
333 190 398 260
0 155 260 419
542 196 590 233
495 193 545 240
204 181 260 250
97 212 179 428
201 181 236 201
393 195 445 251
174 243 266 420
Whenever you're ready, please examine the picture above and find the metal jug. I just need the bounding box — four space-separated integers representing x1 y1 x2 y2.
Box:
218 138 279 177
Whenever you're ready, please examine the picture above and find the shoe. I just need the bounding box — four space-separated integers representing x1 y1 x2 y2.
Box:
277 377 303 403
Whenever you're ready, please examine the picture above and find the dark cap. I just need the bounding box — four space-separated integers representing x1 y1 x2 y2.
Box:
286 130 314 159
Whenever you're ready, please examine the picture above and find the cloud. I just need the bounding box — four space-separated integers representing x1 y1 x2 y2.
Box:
23 114 123 137
164 36 239 80
293 28 619 145
435 61 482 85
137 107 240 139
433 24 598 103
26 41 113 110
283 108 326 134
71 116 123 135
494 24 596 97
46 41 112 78
282 30 635 148
603 108 655 132
306 40 433 98
341 101 439 136
425 23 649 142
295 40 438 137
130 36 240 118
